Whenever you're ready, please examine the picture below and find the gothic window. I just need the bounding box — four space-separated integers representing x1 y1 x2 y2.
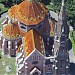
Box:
30 56 34 60
56 36 59 40
48 65 50 67
21 71 24 75
12 42 14 49
62 27 64 33
56 50 58 55
47 37 49 41
49 68 50 70
6 41 8 48
60 50 64 55
37 56 40 59
60 62 63 68
47 42 49 45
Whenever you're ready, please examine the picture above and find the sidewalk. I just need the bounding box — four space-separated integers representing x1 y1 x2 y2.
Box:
69 48 75 63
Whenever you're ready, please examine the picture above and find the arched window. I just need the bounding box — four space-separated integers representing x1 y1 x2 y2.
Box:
12 41 14 49
33 72 38 75
6 41 8 48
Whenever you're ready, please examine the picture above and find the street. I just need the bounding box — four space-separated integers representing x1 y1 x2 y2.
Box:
70 63 75 75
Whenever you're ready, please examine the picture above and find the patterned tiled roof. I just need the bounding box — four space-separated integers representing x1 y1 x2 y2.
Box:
23 29 44 57
20 30 26 37
2 21 27 39
2 21 20 39
8 5 18 19
8 0 48 25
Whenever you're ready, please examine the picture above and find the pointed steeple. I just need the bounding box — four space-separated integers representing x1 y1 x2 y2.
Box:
55 0 69 38
58 0 69 37
62 0 64 6
59 0 66 21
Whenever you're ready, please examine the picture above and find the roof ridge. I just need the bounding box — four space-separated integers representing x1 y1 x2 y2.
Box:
32 29 36 49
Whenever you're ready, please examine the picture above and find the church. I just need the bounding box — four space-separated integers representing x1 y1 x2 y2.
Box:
1 0 71 75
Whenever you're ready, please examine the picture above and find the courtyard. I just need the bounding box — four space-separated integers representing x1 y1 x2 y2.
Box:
0 50 16 75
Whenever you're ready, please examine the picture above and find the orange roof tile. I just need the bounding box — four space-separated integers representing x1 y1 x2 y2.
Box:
8 5 18 19
3 21 20 39
23 29 44 57
20 30 26 37
8 0 48 25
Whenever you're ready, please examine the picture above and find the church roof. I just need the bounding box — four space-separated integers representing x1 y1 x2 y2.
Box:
23 29 44 57
2 21 27 39
8 5 18 19
2 21 20 39
8 0 48 25
20 30 26 37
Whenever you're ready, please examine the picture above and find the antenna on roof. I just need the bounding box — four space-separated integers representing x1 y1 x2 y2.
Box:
62 0 65 6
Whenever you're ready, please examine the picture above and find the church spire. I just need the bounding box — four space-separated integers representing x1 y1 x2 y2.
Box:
59 0 66 21
58 0 69 37
62 0 65 6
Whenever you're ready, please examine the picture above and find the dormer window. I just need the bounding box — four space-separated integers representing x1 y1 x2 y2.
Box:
20 26 26 29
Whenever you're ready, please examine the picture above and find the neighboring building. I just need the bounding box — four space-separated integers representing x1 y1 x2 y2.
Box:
1 0 72 75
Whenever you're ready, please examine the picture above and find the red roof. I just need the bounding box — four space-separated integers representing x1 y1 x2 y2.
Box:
8 0 48 25
23 29 44 57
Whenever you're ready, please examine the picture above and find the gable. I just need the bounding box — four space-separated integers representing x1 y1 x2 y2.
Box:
25 48 45 61
23 29 44 57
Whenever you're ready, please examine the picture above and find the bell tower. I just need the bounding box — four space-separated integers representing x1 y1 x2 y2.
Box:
53 0 70 75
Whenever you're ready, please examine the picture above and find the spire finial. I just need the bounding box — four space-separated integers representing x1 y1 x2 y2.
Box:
62 0 65 6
